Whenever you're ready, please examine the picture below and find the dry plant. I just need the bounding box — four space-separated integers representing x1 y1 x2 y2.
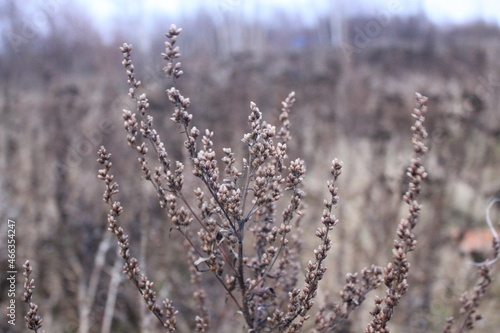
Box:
21 24 499 333
21 260 43 332
443 198 500 333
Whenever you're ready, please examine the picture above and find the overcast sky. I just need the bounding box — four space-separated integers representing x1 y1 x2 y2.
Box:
77 0 500 28
1 0 498 52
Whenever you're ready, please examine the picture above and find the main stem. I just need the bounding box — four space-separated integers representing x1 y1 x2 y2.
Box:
237 217 252 328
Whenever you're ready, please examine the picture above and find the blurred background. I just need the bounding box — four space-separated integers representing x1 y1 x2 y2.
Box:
1 0 499 332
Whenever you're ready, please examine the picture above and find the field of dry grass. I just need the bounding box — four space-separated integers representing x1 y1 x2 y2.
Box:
1 4 500 333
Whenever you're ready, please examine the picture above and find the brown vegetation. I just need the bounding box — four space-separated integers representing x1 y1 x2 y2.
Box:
1 3 500 333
